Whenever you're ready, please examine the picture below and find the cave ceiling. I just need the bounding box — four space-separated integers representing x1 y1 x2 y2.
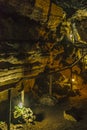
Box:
0 0 87 94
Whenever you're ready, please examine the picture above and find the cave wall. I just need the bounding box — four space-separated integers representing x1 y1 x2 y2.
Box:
0 0 64 101
0 0 86 102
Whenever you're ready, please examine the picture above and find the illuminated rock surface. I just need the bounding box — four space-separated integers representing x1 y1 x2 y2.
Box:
0 0 87 104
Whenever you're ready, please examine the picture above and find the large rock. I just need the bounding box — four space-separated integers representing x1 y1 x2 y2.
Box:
64 107 82 122
39 95 58 106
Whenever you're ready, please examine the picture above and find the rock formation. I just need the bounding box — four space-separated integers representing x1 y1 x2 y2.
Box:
0 0 87 101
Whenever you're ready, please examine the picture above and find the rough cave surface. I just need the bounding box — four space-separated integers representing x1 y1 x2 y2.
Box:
0 0 87 130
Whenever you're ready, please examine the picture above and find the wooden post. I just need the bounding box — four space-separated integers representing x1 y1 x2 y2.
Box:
70 68 73 90
21 90 24 106
8 89 11 130
49 74 52 96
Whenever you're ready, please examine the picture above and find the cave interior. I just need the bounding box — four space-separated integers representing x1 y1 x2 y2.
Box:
0 0 87 130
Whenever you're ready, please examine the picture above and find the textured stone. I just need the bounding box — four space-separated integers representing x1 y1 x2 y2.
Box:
0 0 86 102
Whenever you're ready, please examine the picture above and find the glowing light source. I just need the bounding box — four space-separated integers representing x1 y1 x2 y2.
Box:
72 78 75 82
18 102 23 108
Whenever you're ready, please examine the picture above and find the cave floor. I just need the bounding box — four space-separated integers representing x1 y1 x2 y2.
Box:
14 87 87 130
0 87 87 130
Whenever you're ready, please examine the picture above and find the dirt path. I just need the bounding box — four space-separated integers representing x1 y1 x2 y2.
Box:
25 88 87 130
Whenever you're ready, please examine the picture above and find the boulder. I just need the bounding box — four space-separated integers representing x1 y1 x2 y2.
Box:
64 107 82 122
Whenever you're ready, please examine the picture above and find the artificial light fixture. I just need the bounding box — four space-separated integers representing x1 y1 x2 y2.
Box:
18 102 23 108
72 78 75 82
